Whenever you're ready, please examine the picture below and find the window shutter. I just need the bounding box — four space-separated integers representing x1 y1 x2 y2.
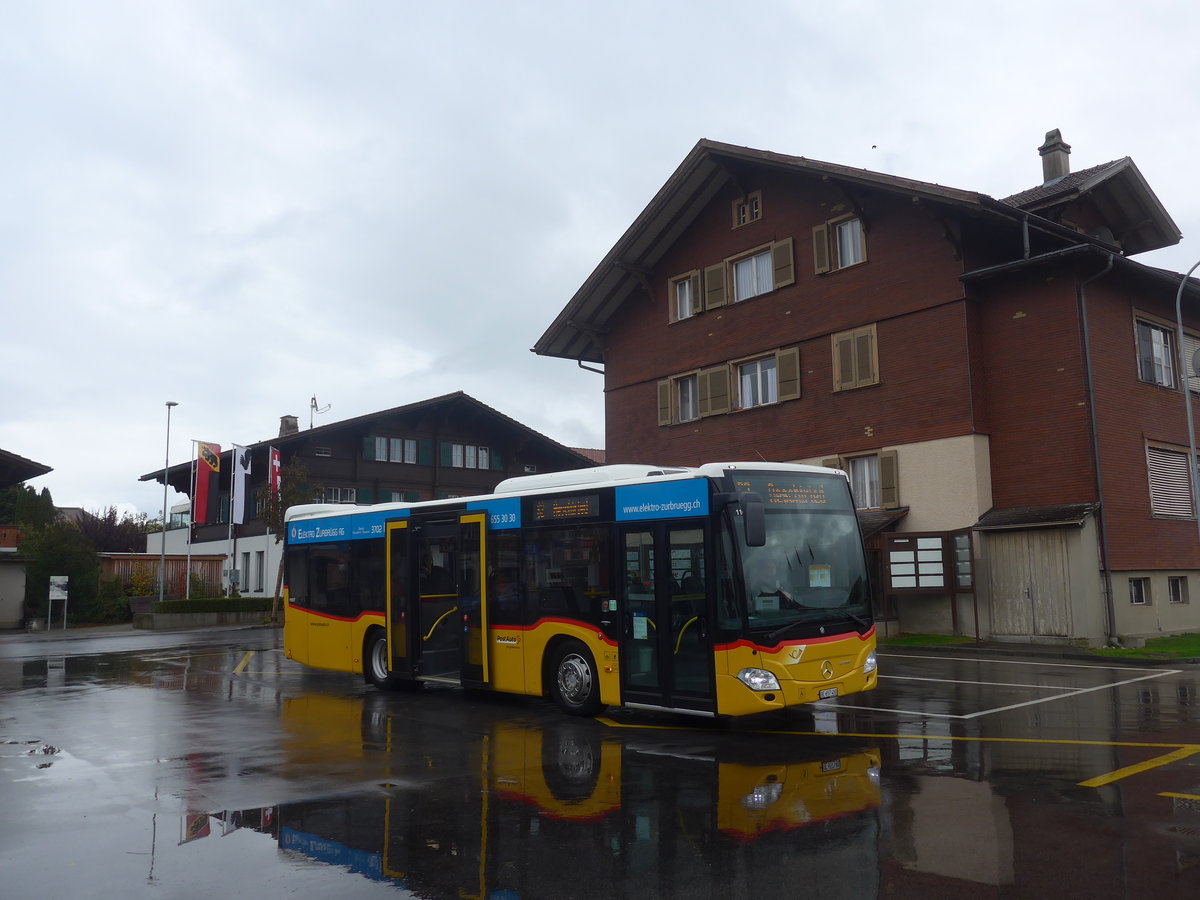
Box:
405 490 420 503
439 442 453 466
1183 331 1200 393
834 333 855 390
491 449 503 470
418 440 433 466
812 225 831 274
879 450 899 509
1147 446 1194 517
777 347 801 401
687 271 702 314
657 380 672 426
362 437 376 461
358 488 373 504
703 263 726 309
854 328 877 385
772 238 795 289
698 365 730 416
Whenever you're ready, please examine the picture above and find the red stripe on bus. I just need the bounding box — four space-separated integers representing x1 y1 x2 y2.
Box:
714 625 875 654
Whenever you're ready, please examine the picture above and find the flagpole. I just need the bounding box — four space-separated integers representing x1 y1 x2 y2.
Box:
226 452 234 598
186 442 196 601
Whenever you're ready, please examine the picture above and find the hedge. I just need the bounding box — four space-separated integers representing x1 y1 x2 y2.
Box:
150 597 274 615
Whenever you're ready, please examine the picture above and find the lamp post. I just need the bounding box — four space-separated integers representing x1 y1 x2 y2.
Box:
159 401 178 604
1173 262 1200 545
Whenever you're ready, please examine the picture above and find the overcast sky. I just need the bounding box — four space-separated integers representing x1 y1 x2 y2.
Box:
5 1 1200 518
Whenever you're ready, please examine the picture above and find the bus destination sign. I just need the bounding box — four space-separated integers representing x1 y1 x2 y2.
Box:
734 475 845 509
533 493 600 522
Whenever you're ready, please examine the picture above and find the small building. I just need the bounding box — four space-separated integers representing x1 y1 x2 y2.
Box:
0 448 53 629
535 132 1200 646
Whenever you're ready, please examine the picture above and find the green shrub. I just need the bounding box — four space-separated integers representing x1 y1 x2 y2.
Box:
93 578 132 623
128 564 157 596
150 597 273 615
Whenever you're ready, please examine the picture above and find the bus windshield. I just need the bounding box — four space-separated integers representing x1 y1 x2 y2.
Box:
728 471 870 638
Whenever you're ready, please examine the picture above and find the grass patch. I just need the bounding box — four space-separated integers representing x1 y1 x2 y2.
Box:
882 633 975 647
1089 633 1200 660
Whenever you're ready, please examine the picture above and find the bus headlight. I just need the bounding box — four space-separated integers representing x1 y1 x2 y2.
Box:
863 651 877 675
737 668 781 691
741 782 783 810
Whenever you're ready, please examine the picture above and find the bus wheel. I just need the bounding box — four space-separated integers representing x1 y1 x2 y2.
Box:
551 641 604 717
365 629 404 692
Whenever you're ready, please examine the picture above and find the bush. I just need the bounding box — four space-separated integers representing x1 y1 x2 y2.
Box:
150 597 273 615
94 578 132 624
128 564 157 597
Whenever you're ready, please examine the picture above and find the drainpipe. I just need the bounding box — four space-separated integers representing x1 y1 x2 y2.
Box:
1173 260 1200 550
1077 254 1116 643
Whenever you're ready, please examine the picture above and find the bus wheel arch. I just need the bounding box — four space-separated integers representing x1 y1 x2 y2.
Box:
547 638 605 717
363 627 405 691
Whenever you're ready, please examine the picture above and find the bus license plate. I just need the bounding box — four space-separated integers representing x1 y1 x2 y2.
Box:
818 687 839 700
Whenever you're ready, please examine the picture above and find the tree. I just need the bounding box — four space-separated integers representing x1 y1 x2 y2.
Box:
255 461 322 621
1 485 56 528
20 520 99 624
76 506 154 553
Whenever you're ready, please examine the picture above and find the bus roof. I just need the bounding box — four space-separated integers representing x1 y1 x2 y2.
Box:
284 461 844 524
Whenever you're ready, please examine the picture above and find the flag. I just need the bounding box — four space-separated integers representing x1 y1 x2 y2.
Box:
194 443 221 524
269 446 281 497
231 444 251 525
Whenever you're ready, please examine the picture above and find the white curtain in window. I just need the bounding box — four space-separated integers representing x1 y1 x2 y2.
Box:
849 456 880 509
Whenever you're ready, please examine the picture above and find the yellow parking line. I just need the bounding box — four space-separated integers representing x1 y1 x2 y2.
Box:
596 719 1200 789
1160 791 1200 802
233 651 255 674
1079 746 1200 788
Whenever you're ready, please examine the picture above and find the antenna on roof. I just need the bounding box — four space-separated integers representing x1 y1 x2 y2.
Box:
310 395 331 429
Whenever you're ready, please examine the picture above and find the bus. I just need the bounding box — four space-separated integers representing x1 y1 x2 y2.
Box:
283 461 877 718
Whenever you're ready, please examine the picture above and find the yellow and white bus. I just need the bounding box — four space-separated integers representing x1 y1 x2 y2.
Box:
283 462 877 718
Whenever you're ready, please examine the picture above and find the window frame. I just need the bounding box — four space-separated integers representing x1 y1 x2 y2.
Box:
731 247 774 303
1135 316 1176 388
813 214 868 274
731 190 762 228
1129 577 1151 606
1168 575 1189 605
669 270 701 322
824 449 900 510
1146 442 1196 519
735 355 779 409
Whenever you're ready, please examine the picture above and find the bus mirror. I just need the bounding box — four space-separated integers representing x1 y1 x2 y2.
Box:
739 492 766 546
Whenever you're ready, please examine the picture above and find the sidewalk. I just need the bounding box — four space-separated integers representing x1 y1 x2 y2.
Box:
0 621 278 642
880 638 1200 666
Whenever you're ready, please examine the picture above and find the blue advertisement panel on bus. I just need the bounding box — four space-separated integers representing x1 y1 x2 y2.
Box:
615 479 709 522
287 508 407 545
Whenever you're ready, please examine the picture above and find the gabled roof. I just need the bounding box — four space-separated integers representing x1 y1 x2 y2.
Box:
1001 158 1180 255
140 391 596 486
0 448 52 489
533 139 1102 364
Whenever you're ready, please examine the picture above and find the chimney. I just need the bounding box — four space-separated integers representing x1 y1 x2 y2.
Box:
1038 128 1071 184
279 415 299 437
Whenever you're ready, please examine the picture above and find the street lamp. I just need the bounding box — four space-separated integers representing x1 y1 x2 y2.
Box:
159 401 178 604
1174 262 1200 545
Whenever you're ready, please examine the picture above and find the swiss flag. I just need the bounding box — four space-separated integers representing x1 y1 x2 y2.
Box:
269 447 281 497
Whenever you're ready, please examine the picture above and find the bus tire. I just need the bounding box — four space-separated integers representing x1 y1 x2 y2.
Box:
550 641 604 717
365 629 405 692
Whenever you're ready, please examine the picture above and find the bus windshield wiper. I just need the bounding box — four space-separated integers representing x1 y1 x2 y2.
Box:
844 610 869 630
766 618 808 643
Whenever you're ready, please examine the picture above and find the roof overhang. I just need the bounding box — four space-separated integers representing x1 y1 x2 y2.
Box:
0 448 52 489
535 139 1107 364
974 503 1098 532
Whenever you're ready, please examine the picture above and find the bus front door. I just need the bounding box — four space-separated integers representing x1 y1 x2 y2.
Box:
619 524 714 714
397 513 490 685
